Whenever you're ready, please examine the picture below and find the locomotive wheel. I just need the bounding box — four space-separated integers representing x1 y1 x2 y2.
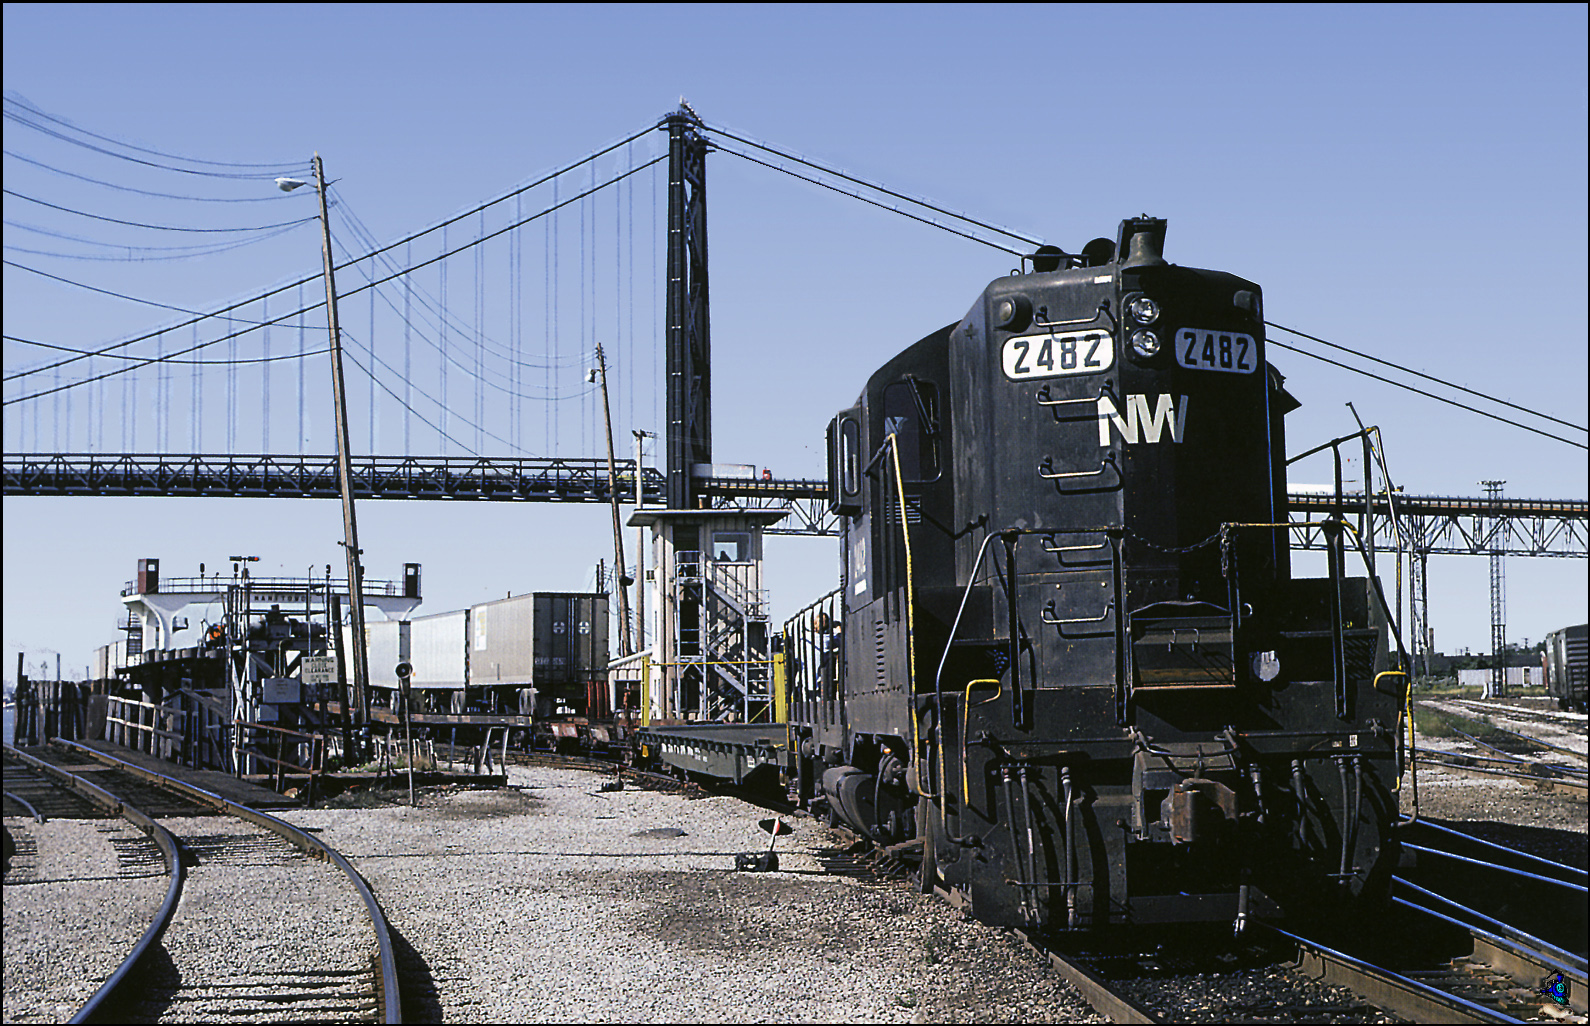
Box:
917 795 938 894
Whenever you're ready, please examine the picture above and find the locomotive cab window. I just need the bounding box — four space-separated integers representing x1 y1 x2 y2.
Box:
882 379 940 482
827 409 864 516
841 419 860 494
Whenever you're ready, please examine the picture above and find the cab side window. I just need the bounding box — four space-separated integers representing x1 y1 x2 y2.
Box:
881 380 940 483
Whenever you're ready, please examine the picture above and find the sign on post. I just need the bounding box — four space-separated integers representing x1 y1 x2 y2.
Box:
302 655 339 685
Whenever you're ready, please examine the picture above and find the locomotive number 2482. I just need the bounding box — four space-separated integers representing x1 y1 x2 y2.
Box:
1001 330 1114 380
1175 328 1257 374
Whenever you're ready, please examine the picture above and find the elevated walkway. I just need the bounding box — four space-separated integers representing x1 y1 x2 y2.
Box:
71 738 302 810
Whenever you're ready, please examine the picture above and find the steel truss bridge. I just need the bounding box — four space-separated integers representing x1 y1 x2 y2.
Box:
1287 493 1587 559
5 453 1584 555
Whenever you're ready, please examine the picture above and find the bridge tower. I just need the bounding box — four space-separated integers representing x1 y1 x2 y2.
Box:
628 105 785 723
665 104 711 511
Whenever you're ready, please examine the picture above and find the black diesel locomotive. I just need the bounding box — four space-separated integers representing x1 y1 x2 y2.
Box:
792 217 1408 931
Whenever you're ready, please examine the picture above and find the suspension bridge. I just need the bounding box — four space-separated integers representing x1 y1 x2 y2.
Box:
4 100 1585 614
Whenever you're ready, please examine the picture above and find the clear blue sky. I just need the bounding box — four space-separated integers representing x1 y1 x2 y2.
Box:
4 3 1586 683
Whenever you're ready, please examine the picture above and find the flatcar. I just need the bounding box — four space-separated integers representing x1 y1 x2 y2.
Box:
784 217 1409 932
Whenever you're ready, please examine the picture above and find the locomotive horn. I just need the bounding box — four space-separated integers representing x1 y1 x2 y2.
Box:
1031 245 1066 273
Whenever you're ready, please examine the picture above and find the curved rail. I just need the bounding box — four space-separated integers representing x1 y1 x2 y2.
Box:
1415 748 1589 795
52 739 403 1024
1389 818 1587 1013
1258 921 1522 1024
4 743 186 1025
1399 884 1583 1005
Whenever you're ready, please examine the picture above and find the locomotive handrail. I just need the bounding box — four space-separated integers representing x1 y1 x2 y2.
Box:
1035 384 1108 408
1219 516 1418 818
933 528 1004 844
1032 300 1112 331
868 433 928 794
1128 599 1231 619
1040 597 1116 626
1040 533 1110 554
1038 453 1118 480
931 525 1127 845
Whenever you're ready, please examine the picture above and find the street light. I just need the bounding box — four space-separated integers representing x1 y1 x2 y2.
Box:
282 157 370 760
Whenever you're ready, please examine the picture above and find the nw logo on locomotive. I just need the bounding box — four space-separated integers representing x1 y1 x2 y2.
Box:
792 216 1406 932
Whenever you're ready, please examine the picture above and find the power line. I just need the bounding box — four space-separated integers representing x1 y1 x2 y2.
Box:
1267 321 1585 433
5 118 663 381
327 191 582 370
703 120 1046 249
715 144 1027 256
5 334 330 366
2 260 324 377
1267 338 1587 450
5 154 665 404
2 297 326 403
3 94 305 173
331 155 669 318
317 120 662 292
4 188 318 232
327 230 583 397
2 107 305 181
5 218 307 261
4 149 307 201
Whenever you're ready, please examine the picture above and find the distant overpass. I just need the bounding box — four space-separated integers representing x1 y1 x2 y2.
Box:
5 453 1585 554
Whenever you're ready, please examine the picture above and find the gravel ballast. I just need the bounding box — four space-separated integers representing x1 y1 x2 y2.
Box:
2 818 166 1023
280 767 1105 1024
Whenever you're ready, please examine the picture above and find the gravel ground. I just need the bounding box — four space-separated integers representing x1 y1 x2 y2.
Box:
2 817 166 1023
1410 698 1589 869
122 817 376 1023
279 767 1105 1024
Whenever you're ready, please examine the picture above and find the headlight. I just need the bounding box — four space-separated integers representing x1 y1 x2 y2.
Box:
1130 329 1161 358
1126 296 1160 324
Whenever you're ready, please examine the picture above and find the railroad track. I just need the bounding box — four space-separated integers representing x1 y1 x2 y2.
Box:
3 741 401 1023
814 811 1589 1023
1392 818 1587 1018
1415 700 1589 796
1445 699 1590 733
1416 750 1589 796
427 740 707 797
419 740 1587 1022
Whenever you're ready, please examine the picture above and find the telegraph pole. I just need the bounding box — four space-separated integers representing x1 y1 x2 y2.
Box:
594 344 633 656
313 154 370 756
633 429 653 651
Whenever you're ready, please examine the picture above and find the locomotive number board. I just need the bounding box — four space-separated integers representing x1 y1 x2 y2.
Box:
1001 330 1114 380
1176 328 1258 374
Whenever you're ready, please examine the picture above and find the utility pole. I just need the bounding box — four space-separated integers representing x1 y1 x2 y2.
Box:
313 154 371 757
633 429 654 651
593 344 633 656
